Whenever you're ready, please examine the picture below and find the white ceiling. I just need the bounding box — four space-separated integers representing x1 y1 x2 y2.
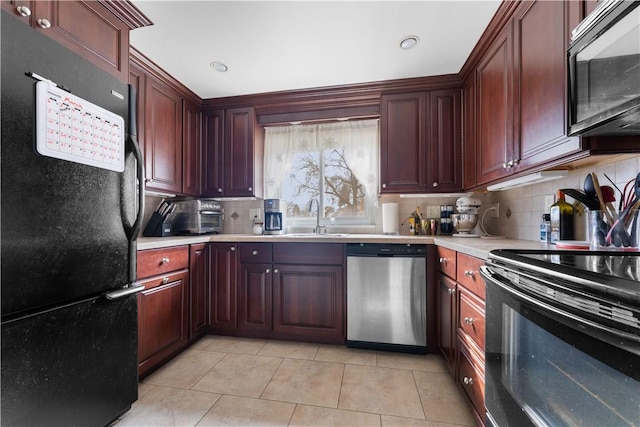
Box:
130 1 502 99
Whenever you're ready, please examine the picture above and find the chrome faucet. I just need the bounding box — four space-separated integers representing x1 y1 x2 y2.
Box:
308 198 326 234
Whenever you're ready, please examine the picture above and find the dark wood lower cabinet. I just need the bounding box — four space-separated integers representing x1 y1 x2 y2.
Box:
437 272 457 375
237 262 272 331
137 270 189 377
189 243 208 340
273 264 343 341
209 243 237 330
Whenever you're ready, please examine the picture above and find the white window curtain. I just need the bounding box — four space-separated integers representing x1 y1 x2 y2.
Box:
264 119 379 203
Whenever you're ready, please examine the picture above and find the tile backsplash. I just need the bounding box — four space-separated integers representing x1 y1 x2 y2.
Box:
142 154 639 241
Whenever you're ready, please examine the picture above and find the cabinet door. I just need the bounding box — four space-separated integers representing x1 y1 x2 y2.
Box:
182 99 202 196
429 89 462 192
137 270 189 377
476 21 514 185
189 243 208 339
462 76 477 190
380 92 429 193
272 264 344 341
225 107 259 197
202 109 225 197
209 243 237 330
513 0 581 171
237 262 272 331
437 272 457 375
32 1 130 82
144 74 183 193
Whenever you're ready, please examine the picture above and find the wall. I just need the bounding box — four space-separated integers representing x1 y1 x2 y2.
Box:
483 155 640 242
142 155 639 241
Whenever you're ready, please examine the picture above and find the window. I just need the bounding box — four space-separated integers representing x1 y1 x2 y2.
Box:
264 119 379 226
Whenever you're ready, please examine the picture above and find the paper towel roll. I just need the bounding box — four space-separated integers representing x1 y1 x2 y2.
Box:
382 203 399 234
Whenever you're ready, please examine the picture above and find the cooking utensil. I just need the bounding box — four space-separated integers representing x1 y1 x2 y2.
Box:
586 173 615 224
601 185 618 219
605 174 640 247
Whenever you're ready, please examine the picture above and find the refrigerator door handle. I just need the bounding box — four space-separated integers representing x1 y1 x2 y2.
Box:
104 284 145 301
127 133 145 241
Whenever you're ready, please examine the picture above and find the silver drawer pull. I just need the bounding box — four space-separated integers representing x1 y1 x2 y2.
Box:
439 257 447 264
252 250 258 255
266 268 270 274
162 277 169 284
231 246 236 251
463 376 474 385
447 288 456 295
464 270 474 277
37 18 51 29
161 257 170 264
464 317 474 325
274 268 279 274
17 5 32 16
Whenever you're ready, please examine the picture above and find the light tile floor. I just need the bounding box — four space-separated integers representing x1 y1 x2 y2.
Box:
114 336 477 427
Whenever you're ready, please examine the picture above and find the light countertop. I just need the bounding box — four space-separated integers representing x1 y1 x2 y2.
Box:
137 234 546 260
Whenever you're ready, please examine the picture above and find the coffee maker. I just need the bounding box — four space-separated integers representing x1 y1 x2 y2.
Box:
264 199 284 235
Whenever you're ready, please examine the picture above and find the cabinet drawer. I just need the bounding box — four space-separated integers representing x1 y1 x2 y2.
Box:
456 253 485 299
458 286 486 352
273 243 344 265
137 246 189 279
458 339 485 419
238 242 273 264
436 246 456 279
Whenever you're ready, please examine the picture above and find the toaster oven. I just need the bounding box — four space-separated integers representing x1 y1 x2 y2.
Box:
171 199 223 234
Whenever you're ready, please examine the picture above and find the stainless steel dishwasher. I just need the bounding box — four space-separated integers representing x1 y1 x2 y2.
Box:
346 243 427 353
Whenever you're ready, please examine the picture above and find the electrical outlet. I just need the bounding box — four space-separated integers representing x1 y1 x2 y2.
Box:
490 203 499 218
426 206 440 218
544 195 555 213
249 208 261 220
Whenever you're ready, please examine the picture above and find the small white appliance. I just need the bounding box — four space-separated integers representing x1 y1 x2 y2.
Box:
452 196 482 237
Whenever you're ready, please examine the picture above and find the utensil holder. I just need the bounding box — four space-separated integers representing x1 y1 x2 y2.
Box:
589 210 639 251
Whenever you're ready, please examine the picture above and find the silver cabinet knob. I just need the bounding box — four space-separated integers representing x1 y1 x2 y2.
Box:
439 257 447 264
273 268 279 274
217 188 223 193
432 181 439 187
37 18 51 29
463 376 474 385
447 288 456 295
248 186 252 192
145 178 153 183
161 257 170 264
502 162 508 169
230 246 236 251
162 277 169 284
16 5 31 16
464 317 474 325
265 268 270 274
252 250 258 255
464 270 474 277
382 183 387 189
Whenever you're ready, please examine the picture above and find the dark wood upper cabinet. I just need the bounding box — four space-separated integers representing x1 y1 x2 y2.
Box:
462 76 477 189
2 0 150 82
380 92 429 193
182 99 202 196
202 110 225 197
475 20 514 186
512 0 581 171
224 107 264 198
429 89 462 192
143 73 183 193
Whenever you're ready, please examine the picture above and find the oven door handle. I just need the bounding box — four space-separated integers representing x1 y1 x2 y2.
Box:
480 265 640 346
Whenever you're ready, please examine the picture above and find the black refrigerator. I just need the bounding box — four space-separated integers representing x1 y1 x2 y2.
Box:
1 12 145 426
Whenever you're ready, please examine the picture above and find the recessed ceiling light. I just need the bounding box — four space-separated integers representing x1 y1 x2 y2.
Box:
399 35 420 50
210 61 228 72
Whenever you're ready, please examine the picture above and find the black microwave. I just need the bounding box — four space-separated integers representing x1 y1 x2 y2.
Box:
568 0 640 137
